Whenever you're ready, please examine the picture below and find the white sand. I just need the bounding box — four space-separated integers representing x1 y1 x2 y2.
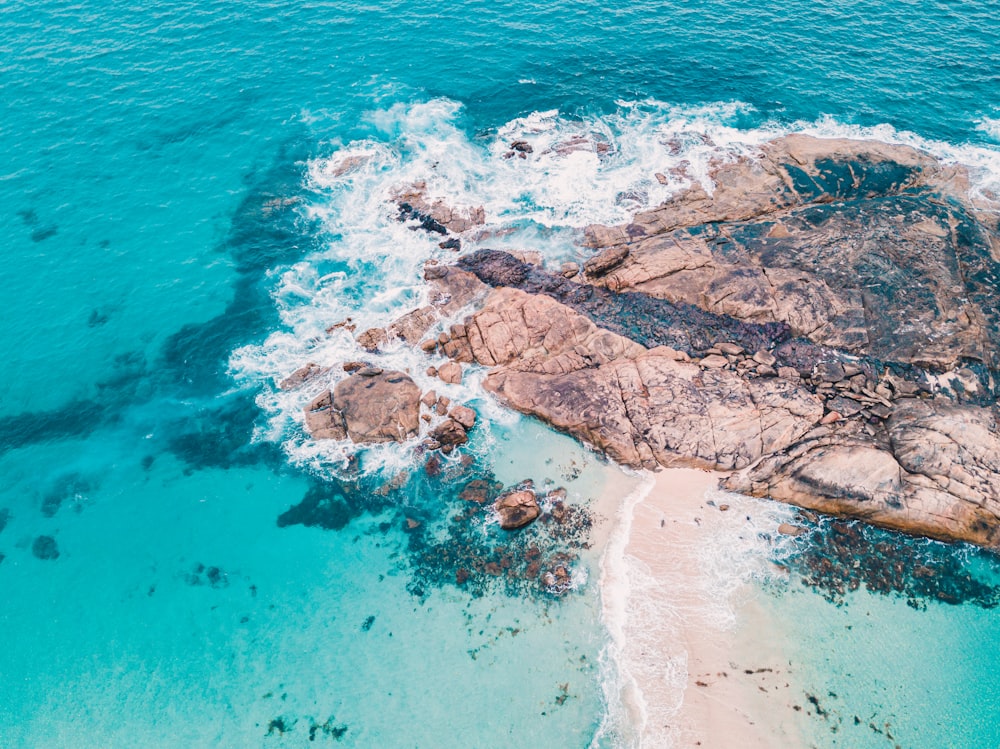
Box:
600 468 807 748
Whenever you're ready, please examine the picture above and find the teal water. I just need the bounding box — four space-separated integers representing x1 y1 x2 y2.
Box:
1 0 999 746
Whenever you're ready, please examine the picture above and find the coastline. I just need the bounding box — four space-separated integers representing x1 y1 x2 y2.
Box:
600 468 808 748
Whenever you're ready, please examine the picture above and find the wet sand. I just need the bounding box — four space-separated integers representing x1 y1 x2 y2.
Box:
602 468 808 748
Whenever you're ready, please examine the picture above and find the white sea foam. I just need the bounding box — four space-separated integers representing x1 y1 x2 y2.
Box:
976 117 1000 143
591 475 655 749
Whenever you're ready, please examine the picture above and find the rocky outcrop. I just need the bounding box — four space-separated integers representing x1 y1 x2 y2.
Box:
724 400 1000 546
295 134 1000 549
423 135 1000 548
393 182 486 235
436 284 822 470
583 136 1000 370
305 369 421 444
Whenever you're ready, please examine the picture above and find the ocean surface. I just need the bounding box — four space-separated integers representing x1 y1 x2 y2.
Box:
1 1 999 746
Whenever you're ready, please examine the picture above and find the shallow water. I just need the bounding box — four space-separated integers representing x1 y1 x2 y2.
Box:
2 0 1000 746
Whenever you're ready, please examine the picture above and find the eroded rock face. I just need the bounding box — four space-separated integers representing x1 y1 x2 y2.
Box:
724 400 1000 547
453 288 823 470
304 370 421 444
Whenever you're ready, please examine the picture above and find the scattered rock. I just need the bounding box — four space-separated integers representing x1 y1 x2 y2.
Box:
437 361 463 384
449 405 477 429
357 327 388 352
584 246 629 277
699 354 729 369
753 350 777 367
560 262 580 278
430 418 468 448
778 523 807 536
813 360 847 383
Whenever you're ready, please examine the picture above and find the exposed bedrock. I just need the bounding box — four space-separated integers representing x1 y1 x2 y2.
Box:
582 134 1000 372
724 400 1000 547
305 369 421 444
430 134 1000 547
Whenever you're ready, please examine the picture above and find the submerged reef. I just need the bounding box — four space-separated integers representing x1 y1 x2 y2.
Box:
779 513 1000 609
275 460 595 599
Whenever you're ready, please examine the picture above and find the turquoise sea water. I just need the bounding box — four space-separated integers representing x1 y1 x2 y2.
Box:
1 1 999 746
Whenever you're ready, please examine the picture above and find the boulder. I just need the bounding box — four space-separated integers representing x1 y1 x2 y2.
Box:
448 405 477 429
437 361 463 384
495 490 541 530
430 418 468 447
584 246 629 277
304 370 421 444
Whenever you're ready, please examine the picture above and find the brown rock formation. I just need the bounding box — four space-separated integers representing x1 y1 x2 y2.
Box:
393 182 486 235
583 134 998 368
304 369 421 444
450 288 822 470
724 400 1000 546
494 490 541 530
422 135 1000 548
298 134 1000 548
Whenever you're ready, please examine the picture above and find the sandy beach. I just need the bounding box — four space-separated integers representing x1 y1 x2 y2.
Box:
601 468 809 748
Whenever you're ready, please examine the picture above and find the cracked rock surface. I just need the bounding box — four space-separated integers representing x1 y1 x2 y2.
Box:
436 135 1000 547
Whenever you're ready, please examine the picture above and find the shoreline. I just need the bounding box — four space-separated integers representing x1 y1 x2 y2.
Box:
600 468 808 748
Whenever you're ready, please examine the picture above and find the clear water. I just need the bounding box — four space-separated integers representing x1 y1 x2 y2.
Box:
1 0 999 746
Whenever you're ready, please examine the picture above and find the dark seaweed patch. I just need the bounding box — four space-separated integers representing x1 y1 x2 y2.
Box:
308 716 348 741
164 391 281 472
32 535 59 560
184 563 229 588
30 225 58 242
277 478 380 530
779 515 1000 609
0 399 113 456
266 716 295 736
87 308 112 327
459 249 791 355
402 463 594 599
0 509 10 534
40 473 94 517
